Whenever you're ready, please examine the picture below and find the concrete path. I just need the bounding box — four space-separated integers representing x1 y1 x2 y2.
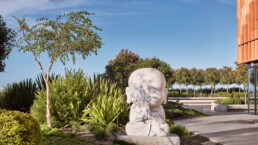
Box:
175 105 258 145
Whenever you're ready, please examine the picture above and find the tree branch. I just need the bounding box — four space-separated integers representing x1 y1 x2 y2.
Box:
21 30 47 83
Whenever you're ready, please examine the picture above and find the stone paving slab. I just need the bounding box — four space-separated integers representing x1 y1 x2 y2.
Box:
175 108 258 145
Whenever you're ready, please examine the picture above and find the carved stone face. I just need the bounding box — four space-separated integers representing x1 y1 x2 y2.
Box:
126 68 168 108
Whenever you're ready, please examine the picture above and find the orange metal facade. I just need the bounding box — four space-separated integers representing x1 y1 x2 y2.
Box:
237 0 258 64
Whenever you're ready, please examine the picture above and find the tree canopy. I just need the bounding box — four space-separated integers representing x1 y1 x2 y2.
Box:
104 49 140 89
220 66 235 92
0 15 16 72
136 57 174 87
205 67 220 96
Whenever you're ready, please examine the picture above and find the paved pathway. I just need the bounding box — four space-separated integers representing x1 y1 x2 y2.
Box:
175 105 258 145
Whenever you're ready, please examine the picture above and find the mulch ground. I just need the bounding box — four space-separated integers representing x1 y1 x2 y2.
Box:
181 135 221 145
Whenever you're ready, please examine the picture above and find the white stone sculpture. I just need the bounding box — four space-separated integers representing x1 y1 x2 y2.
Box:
125 68 170 137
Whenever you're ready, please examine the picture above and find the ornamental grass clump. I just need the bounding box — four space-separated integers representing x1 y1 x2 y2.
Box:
81 79 127 139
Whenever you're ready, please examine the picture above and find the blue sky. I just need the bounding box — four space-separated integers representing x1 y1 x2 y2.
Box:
0 0 236 87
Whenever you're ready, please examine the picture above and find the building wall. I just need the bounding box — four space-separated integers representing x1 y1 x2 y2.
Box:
237 0 258 64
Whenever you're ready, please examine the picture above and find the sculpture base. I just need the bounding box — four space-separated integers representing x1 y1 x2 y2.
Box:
116 133 180 145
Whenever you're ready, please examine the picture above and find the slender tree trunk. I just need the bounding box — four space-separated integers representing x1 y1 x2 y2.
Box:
226 84 229 93
194 86 196 97
245 85 247 105
46 81 51 127
180 85 182 95
239 85 241 93
199 86 202 97
211 86 213 97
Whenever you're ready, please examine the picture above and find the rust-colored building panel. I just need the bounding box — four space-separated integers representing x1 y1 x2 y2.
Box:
237 0 258 64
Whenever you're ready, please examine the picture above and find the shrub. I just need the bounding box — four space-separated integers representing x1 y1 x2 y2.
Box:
215 97 243 105
0 79 37 112
81 79 127 139
85 122 117 139
167 91 179 97
232 92 245 98
170 124 190 137
0 109 41 145
163 103 207 119
31 69 88 127
213 92 232 97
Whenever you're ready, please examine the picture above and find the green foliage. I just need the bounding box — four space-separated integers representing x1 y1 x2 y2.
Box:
0 79 37 112
215 97 243 105
41 125 96 145
190 68 205 86
164 103 207 119
14 11 102 65
0 109 41 145
166 119 175 126
213 92 233 97
104 49 140 89
35 73 59 90
137 57 174 86
167 91 179 97
170 124 190 137
81 79 127 139
14 11 103 127
31 69 88 127
85 122 117 139
174 67 191 94
0 15 16 72
220 66 235 92
205 67 220 96
167 91 191 97
235 62 247 86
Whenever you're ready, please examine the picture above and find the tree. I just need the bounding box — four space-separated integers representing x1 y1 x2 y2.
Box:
0 15 16 72
205 68 220 97
104 49 140 89
174 67 191 94
220 66 235 93
235 62 247 92
136 57 175 87
235 62 247 104
14 11 102 127
190 68 205 97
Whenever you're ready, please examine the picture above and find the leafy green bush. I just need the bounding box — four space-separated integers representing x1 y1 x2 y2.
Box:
0 79 37 112
0 109 41 145
215 97 243 105
232 92 246 98
213 92 233 97
167 91 179 97
31 69 88 127
81 79 127 139
85 122 117 139
170 124 190 137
